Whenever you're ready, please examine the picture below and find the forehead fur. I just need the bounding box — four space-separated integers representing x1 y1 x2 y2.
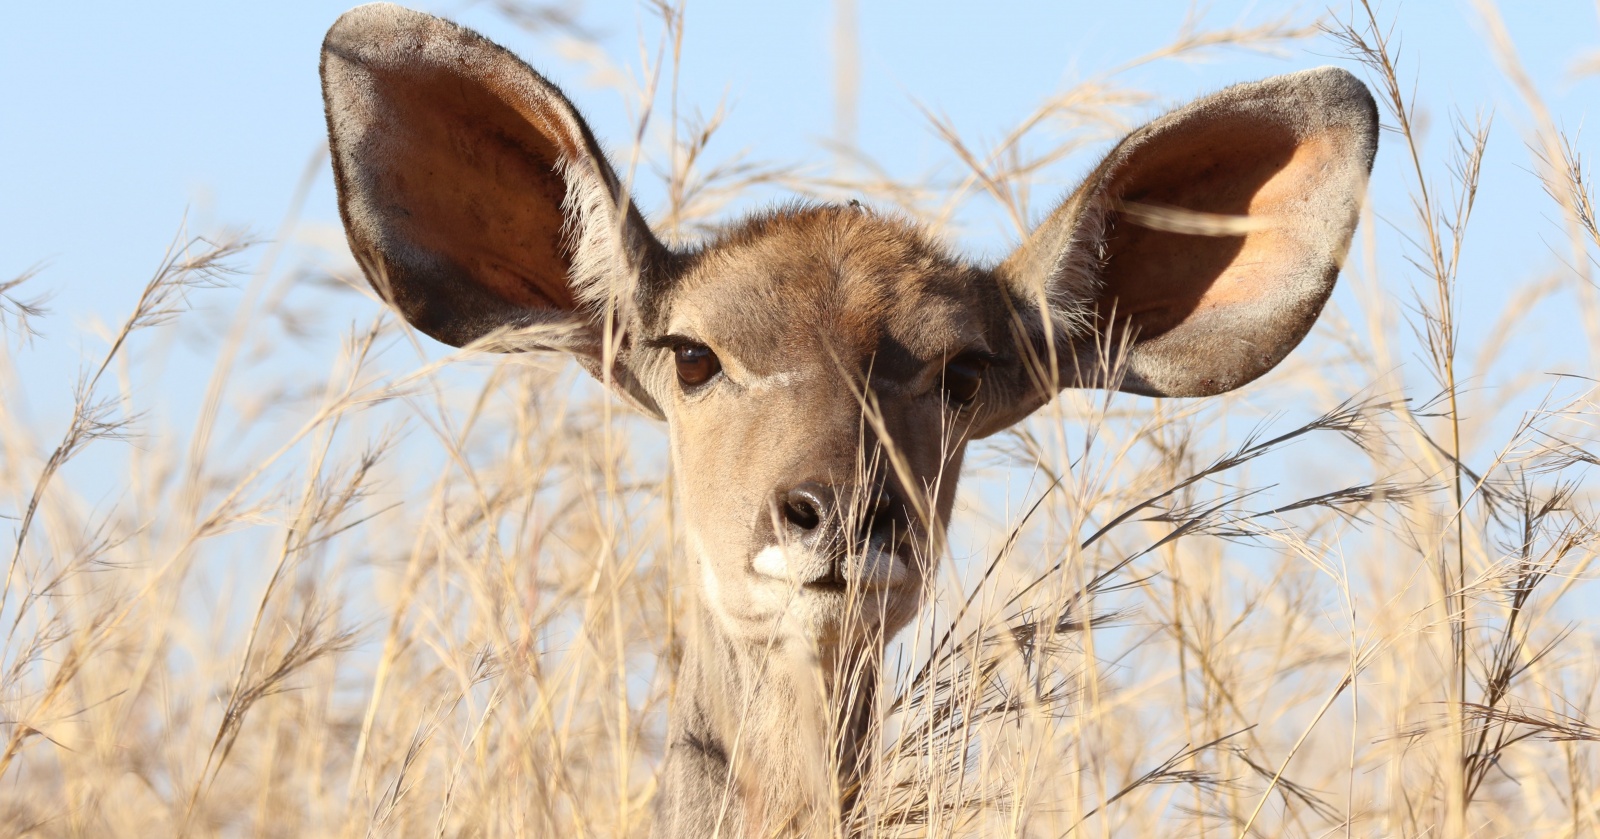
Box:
662 204 993 376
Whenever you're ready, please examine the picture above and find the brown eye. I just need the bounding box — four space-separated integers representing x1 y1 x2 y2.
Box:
674 343 721 387
941 354 988 405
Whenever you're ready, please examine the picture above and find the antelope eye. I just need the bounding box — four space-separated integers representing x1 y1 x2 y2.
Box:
674 343 721 387
941 354 989 405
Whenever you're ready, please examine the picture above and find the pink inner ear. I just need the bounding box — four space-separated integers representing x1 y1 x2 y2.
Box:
363 61 579 313
1096 115 1316 342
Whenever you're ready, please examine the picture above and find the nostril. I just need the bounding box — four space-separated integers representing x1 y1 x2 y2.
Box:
857 487 892 537
785 498 821 531
783 485 826 532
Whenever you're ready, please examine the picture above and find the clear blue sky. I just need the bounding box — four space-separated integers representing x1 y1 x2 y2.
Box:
2 0 1596 431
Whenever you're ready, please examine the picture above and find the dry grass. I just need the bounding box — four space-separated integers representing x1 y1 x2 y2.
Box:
3 2 1600 837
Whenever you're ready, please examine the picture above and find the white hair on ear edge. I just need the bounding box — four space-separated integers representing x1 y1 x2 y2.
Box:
559 153 642 319
1041 193 1109 345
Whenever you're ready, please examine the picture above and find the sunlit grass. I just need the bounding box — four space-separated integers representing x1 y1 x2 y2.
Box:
2 2 1599 836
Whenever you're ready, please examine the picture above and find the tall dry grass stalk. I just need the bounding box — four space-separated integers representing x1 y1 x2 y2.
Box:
3 2 1598 837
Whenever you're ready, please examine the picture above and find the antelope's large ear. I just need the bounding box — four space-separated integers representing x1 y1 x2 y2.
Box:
997 67 1377 406
320 4 666 414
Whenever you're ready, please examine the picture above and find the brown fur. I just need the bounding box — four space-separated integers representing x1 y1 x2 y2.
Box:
320 5 1378 837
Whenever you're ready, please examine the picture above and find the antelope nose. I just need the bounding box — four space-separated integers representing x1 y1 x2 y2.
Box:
774 482 897 587
779 482 893 546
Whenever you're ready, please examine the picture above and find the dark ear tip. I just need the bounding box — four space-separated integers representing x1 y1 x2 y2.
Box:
1292 66 1370 98
324 3 431 54
330 3 423 31
1276 66 1380 158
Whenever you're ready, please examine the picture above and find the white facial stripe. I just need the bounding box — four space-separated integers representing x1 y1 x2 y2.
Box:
656 320 811 392
743 370 811 392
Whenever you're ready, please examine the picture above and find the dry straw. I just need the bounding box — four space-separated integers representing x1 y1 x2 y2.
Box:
2 1 1598 836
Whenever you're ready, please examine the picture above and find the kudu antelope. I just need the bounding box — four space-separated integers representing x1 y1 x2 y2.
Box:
321 5 1377 835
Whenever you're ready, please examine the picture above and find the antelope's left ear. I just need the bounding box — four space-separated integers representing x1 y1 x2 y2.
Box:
995 66 1377 411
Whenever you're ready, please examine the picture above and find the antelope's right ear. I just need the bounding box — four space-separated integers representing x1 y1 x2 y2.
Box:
321 4 666 411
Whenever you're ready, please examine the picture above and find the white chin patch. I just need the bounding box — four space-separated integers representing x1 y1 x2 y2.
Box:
750 544 907 590
710 544 920 646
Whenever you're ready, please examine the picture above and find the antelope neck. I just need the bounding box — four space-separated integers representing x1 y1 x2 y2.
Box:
652 596 881 837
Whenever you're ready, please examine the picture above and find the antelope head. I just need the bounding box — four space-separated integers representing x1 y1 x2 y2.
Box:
320 9 1376 828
